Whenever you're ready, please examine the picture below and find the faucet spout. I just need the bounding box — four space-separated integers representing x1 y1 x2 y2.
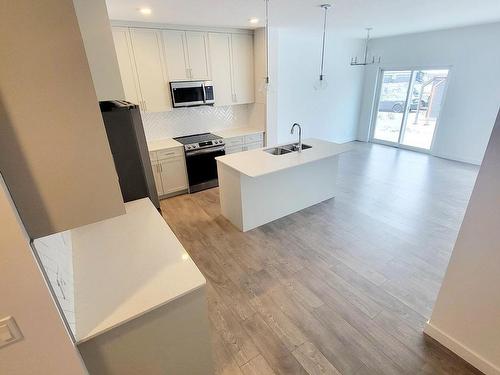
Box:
290 123 302 152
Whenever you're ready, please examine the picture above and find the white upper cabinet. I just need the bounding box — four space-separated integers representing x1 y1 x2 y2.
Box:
163 30 209 81
112 26 254 109
208 32 254 106
112 27 140 104
185 32 210 80
208 33 233 106
130 29 171 112
162 30 189 80
231 34 255 105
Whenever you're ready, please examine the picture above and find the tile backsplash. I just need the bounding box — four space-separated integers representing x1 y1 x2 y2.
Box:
33 232 76 337
141 104 251 141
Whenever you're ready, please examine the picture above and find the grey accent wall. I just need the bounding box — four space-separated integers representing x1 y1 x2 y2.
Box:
0 0 125 239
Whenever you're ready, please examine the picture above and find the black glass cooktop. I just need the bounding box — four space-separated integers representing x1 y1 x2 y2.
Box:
174 133 222 145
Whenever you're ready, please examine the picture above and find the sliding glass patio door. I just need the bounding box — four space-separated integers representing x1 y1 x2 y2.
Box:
371 69 449 151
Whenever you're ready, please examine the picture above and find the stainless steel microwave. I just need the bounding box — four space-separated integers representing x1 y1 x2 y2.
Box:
170 80 215 108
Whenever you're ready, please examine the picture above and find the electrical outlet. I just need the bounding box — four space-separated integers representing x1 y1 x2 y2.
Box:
0 316 22 348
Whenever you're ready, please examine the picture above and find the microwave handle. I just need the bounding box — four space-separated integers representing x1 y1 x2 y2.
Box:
202 82 207 103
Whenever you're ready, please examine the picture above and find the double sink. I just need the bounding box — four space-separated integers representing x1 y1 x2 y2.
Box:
264 143 312 156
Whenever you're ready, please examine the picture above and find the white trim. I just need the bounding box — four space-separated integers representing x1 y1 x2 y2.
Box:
110 20 253 35
424 321 500 375
431 151 482 165
369 66 452 154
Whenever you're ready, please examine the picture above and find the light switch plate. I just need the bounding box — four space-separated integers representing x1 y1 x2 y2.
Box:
0 316 22 348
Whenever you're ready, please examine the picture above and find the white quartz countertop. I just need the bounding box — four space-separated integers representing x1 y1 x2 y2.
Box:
147 127 265 151
216 138 352 178
148 138 183 152
212 127 265 139
72 198 205 344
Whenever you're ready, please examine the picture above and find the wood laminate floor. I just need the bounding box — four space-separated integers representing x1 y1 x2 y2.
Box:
161 142 482 375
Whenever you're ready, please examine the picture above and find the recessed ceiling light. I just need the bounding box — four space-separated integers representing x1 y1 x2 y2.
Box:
139 7 152 15
249 17 259 24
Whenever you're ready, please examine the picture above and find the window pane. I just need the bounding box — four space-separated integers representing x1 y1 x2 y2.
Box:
373 71 412 143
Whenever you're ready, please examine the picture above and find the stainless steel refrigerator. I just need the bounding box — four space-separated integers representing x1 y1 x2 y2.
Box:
99 100 160 210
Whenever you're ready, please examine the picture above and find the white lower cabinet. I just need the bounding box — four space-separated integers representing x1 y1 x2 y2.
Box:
159 156 188 195
152 160 163 195
223 132 264 154
150 147 188 197
245 142 262 151
225 145 244 154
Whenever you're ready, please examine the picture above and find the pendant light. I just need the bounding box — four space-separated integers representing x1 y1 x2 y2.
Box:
314 4 331 90
350 28 381 66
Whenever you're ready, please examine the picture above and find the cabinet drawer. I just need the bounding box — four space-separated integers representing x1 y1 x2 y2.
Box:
225 136 244 147
225 145 244 154
157 147 184 160
244 133 263 144
244 141 263 151
149 151 158 162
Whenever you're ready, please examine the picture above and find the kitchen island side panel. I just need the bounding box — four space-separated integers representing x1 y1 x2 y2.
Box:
217 161 244 230
239 156 338 231
77 287 213 375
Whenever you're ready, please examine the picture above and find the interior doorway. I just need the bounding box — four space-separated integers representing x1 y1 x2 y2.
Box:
371 69 449 151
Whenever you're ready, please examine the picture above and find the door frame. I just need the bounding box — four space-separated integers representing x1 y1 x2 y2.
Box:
369 65 453 154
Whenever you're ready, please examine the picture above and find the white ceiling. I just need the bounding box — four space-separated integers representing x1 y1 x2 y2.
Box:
105 0 500 38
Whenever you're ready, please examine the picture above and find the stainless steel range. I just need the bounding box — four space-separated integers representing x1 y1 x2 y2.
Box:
174 133 225 193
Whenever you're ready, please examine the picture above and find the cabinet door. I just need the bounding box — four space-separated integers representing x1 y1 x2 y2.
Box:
208 33 233 106
152 161 164 196
160 156 188 194
130 29 171 112
163 30 189 81
231 34 255 104
225 145 244 154
225 136 244 148
112 27 140 105
185 32 209 80
245 141 263 151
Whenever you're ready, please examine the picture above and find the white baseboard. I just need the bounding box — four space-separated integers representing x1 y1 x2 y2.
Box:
424 321 500 375
431 152 482 165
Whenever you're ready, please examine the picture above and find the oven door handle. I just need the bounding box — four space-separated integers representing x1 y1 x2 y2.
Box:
186 146 225 157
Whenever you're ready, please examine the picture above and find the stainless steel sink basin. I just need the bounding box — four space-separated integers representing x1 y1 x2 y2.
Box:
264 147 292 155
264 143 312 155
288 143 312 151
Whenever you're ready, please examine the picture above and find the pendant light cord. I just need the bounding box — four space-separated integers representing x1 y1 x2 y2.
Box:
363 28 371 64
319 4 331 81
265 0 270 84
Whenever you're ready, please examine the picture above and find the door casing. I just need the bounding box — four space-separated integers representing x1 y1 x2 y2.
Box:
369 66 452 154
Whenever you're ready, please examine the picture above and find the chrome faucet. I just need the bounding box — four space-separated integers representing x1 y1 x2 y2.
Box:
290 123 302 152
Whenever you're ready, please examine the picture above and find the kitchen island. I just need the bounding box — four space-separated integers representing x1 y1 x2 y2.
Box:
216 138 351 231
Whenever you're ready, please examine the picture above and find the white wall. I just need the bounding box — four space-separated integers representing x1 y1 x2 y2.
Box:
248 27 267 132
267 27 365 145
424 109 500 375
358 22 500 165
73 0 125 100
0 175 86 375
